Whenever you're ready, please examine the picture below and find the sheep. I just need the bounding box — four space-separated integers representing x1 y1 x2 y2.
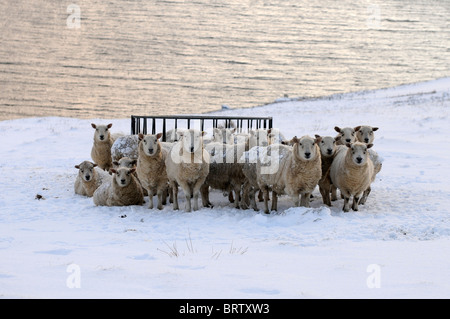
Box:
212 127 236 144
111 135 140 163
256 135 322 214
315 135 340 206
355 125 378 144
90 123 121 171
334 126 356 145
165 128 186 143
329 142 374 212
165 129 210 212
249 129 269 148
358 148 383 205
268 128 286 145
74 160 111 197
136 133 169 210
201 141 248 208
93 167 144 206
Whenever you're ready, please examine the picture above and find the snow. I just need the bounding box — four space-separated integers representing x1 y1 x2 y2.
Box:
1 77 450 298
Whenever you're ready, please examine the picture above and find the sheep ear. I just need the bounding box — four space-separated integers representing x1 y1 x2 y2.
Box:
372 127 379 131
314 136 322 144
112 161 119 166
314 134 321 139
231 128 236 133
110 168 117 174
107 123 113 129
130 159 137 166
138 133 144 141
367 143 373 149
335 135 341 142
129 168 136 174
354 126 361 131
345 142 352 148
334 126 341 133
281 140 288 145
267 129 272 134
291 136 299 144
93 163 98 167
201 131 207 136
75 165 80 169
91 123 97 129
156 132 163 140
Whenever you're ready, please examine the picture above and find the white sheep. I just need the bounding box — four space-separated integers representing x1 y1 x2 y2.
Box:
256 135 322 214
165 129 210 212
212 127 236 144
111 135 140 163
165 128 186 143
315 135 339 206
249 129 269 148
74 160 111 197
201 141 248 208
329 142 374 212
136 133 169 210
91 123 122 171
334 126 356 145
268 128 286 145
355 125 378 144
93 166 144 206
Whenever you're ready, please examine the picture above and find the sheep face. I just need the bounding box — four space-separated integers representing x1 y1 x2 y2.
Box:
335 126 356 144
180 129 206 154
75 161 97 182
346 142 373 166
355 125 378 144
316 135 336 157
111 167 136 187
295 136 319 161
92 123 112 142
113 157 137 168
249 129 269 147
212 128 235 144
140 133 162 156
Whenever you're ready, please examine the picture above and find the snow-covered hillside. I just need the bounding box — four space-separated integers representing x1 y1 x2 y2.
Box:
0 78 449 298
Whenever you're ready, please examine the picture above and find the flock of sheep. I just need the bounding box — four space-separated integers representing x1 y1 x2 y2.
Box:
74 122 382 213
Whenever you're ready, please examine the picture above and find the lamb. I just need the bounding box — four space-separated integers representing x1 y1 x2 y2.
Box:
93 167 144 206
315 135 339 206
249 129 269 148
136 133 169 210
334 126 356 145
90 123 121 171
165 128 186 143
329 142 374 212
201 141 248 208
268 128 286 145
74 160 111 197
256 135 322 214
355 125 378 144
165 129 210 212
212 127 236 144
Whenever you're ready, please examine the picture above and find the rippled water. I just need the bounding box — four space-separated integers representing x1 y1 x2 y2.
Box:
0 0 449 120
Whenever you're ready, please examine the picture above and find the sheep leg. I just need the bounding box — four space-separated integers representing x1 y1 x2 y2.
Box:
352 194 361 211
240 182 250 210
192 178 206 211
343 196 351 212
228 190 234 203
250 187 258 211
147 188 154 209
171 181 179 210
262 186 270 214
232 184 241 209
331 185 338 201
162 187 168 205
300 192 311 208
157 189 164 210
359 186 371 205
270 191 278 211
258 190 265 202
200 184 213 208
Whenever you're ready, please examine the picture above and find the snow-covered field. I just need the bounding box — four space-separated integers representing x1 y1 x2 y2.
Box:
1 78 449 298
